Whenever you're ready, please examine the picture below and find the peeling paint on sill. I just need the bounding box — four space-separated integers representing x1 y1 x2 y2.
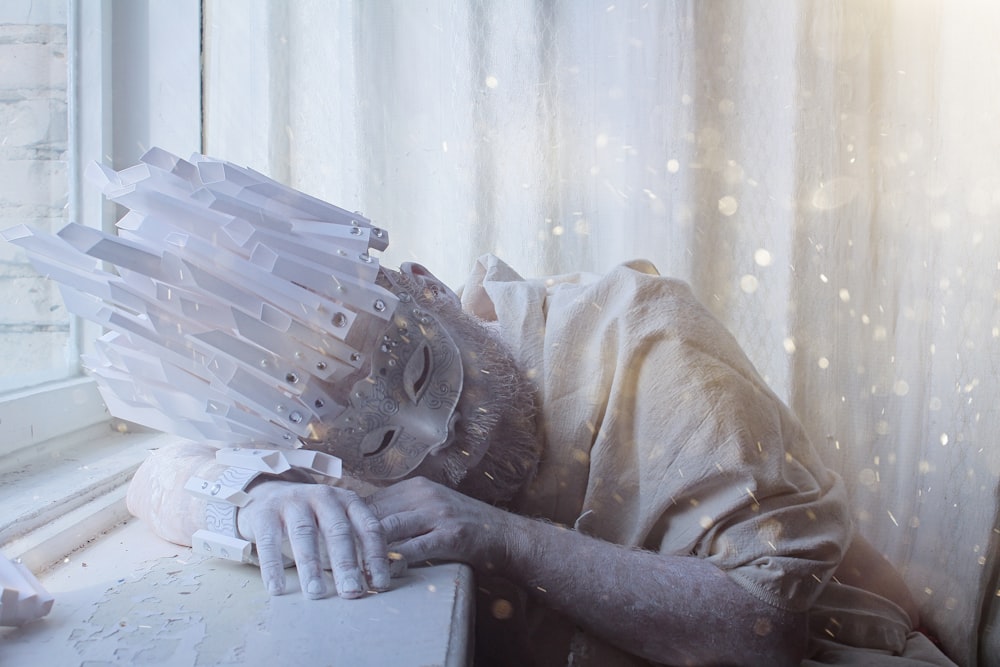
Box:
66 554 268 666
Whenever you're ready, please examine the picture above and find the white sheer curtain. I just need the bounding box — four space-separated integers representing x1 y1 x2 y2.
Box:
203 2 1000 664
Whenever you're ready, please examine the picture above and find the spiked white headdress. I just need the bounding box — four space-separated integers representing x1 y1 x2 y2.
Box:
4 148 465 481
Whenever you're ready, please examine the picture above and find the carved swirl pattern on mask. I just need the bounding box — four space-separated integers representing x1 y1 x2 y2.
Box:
312 304 464 481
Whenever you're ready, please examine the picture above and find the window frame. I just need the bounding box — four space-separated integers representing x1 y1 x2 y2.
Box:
1 0 202 452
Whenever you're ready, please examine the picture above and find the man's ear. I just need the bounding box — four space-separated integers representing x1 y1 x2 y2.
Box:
400 262 461 308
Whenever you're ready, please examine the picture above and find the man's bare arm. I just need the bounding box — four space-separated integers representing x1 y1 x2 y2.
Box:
369 477 806 666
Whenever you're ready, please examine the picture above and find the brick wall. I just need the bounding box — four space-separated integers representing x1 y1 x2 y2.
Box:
0 14 71 385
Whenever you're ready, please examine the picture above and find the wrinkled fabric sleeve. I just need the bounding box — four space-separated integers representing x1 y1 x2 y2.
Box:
590 269 852 613
590 269 851 613
639 348 852 612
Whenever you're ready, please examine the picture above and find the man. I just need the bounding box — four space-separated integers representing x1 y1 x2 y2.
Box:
126 261 951 665
10 149 953 665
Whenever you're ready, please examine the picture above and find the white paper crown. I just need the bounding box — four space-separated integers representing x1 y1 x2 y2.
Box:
4 148 400 449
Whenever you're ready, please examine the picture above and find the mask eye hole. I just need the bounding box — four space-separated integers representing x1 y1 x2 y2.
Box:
403 341 433 403
360 426 400 457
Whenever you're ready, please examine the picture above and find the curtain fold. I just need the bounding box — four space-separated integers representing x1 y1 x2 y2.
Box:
203 2 1000 664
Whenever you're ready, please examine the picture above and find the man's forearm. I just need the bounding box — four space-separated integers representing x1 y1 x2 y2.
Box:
492 512 806 666
372 477 807 666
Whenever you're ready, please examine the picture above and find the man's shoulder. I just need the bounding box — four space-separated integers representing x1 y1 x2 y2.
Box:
548 260 709 330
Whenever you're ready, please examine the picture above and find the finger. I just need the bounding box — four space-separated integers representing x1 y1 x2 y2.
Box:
249 511 289 596
282 503 328 600
364 489 397 520
313 493 366 599
379 509 433 545
366 479 424 519
386 533 437 565
344 493 390 591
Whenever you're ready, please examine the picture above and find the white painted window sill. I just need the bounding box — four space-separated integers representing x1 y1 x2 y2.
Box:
0 426 474 666
2 522 473 666
0 420 163 575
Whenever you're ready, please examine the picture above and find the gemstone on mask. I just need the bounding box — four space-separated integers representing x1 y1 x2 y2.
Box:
374 298 386 312
331 312 348 327
289 411 303 424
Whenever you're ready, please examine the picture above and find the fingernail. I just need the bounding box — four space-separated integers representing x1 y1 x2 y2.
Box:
367 566 390 591
266 578 284 596
307 578 325 597
341 575 364 598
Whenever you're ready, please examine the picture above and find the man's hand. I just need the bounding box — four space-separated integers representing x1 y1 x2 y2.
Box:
366 477 513 572
235 480 390 600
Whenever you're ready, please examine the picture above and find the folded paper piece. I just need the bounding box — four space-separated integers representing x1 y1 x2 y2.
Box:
214 446 343 478
0 553 54 627
3 148 397 453
185 447 343 506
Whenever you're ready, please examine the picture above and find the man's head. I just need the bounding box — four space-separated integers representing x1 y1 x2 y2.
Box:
313 262 541 504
